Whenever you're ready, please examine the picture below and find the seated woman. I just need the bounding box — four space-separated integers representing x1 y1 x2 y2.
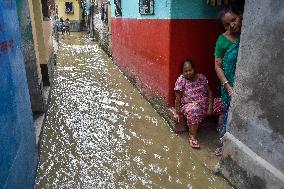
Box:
174 60 221 149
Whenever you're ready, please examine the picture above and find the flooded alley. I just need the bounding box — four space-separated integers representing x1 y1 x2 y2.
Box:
35 33 232 189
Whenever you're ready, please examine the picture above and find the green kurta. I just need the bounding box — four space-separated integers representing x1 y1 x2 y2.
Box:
214 34 240 142
214 34 234 59
214 34 240 109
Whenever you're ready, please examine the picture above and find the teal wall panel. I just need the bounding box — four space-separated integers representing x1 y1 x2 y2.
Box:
111 0 171 19
171 0 219 19
110 0 219 19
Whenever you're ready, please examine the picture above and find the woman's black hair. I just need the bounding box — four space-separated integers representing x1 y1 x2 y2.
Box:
181 59 195 71
218 0 245 19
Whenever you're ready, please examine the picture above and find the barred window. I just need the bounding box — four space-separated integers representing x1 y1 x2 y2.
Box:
65 2 74 14
139 0 154 15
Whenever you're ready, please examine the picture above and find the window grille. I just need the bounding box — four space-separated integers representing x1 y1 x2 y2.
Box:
65 2 74 14
139 0 154 15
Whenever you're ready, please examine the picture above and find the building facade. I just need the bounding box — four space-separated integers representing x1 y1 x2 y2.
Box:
1 0 57 188
16 0 56 113
110 0 222 114
220 0 284 188
55 0 83 31
0 2 37 188
90 0 112 55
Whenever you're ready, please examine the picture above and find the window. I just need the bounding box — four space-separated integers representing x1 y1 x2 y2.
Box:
65 2 74 14
139 0 154 15
114 0 122 17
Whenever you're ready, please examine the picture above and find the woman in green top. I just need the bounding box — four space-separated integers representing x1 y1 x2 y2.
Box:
214 4 243 156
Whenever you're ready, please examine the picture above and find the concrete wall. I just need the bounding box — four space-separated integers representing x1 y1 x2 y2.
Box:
220 0 284 188
111 0 171 18
111 0 222 109
42 20 53 63
31 0 47 66
31 0 55 86
56 0 82 20
92 1 112 55
16 0 45 112
55 0 82 31
169 1 222 105
171 0 219 19
0 2 37 188
111 0 172 107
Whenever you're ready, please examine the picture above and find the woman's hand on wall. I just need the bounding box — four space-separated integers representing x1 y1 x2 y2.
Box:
225 84 233 96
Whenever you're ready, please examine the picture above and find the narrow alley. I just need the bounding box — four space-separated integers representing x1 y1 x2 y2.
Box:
1 1 283 188
35 33 232 189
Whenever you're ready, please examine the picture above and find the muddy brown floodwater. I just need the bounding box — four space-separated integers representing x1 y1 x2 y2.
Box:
35 33 233 189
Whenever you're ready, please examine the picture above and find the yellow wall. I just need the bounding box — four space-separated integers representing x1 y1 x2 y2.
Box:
28 0 42 77
29 0 54 65
55 0 82 20
31 0 47 65
42 20 53 63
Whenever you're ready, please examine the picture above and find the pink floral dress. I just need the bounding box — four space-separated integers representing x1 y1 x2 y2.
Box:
174 74 210 125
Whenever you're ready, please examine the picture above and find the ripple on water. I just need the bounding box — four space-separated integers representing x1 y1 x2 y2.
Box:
35 33 232 189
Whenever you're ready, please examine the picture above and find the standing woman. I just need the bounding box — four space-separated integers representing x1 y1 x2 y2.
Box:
214 3 244 156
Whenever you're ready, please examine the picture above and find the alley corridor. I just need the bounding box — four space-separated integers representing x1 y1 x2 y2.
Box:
35 33 232 189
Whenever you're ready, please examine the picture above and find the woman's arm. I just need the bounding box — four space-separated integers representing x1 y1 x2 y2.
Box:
215 57 233 96
175 92 182 122
207 85 213 115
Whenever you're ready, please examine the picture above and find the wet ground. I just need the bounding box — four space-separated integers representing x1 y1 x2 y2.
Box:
35 33 232 189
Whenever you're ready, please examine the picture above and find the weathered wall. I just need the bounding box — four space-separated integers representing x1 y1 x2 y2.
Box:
16 0 45 112
169 0 222 106
111 0 171 107
32 0 47 65
42 20 53 63
55 0 82 31
92 1 112 55
31 0 56 86
111 0 222 108
0 2 37 188
220 0 284 188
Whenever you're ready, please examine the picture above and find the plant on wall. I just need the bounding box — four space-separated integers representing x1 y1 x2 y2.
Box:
139 0 154 15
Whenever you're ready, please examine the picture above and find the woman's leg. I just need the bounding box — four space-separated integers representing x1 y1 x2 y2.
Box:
215 116 223 156
215 111 228 156
188 124 200 148
217 113 224 132
189 124 198 140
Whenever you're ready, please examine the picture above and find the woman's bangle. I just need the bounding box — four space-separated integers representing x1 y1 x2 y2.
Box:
222 80 229 86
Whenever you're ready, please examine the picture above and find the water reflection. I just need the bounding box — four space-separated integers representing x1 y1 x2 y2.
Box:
35 33 232 189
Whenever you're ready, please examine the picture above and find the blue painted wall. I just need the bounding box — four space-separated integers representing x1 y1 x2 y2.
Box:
111 0 218 19
0 1 37 189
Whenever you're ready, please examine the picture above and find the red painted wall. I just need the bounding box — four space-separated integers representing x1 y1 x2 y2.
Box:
169 19 224 106
112 18 172 101
112 18 223 106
